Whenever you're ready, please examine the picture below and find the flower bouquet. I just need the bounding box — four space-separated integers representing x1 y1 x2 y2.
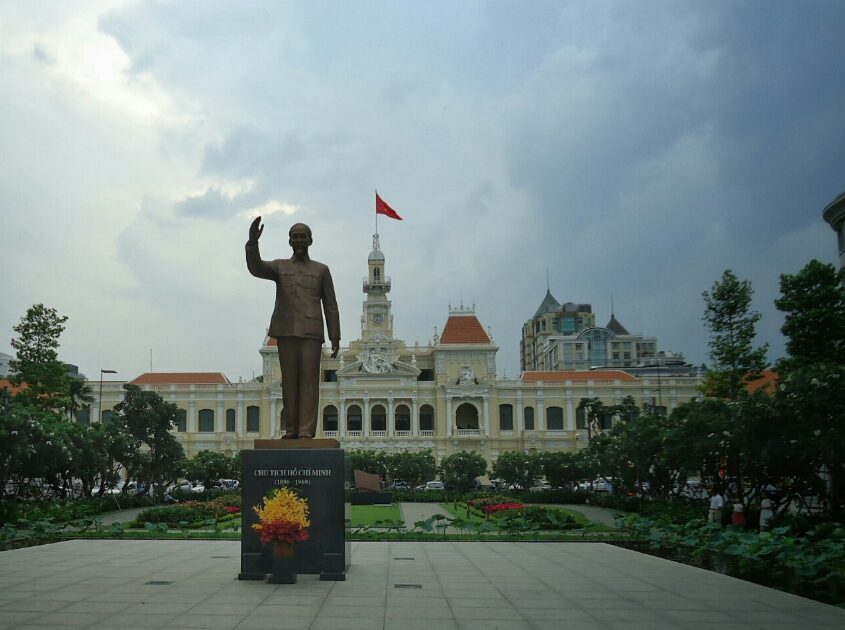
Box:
252 487 310 583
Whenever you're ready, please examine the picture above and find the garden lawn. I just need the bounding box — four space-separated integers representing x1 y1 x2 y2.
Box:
349 504 402 527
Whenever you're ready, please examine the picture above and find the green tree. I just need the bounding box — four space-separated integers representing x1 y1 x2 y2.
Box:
67 377 94 423
492 451 542 490
8 304 71 410
389 450 436 487
114 384 186 502
774 259 845 513
438 450 487 496
702 270 768 400
349 449 390 480
541 451 585 490
184 450 231 488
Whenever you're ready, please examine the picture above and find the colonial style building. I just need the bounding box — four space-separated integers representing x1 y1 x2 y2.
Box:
88 233 703 463
823 190 845 279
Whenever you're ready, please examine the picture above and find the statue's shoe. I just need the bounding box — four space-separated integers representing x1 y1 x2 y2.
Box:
281 434 298 439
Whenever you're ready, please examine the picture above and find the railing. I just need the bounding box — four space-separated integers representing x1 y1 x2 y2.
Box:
456 429 481 436
323 431 338 438
394 430 412 437
362 276 392 292
370 430 387 437
346 430 362 437
419 430 434 437
499 430 513 436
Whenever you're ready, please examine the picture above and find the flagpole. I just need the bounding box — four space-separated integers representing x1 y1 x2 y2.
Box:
374 189 378 236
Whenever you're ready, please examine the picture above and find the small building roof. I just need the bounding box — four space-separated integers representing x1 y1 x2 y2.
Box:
440 314 491 344
0 379 27 393
522 370 639 382
605 314 630 336
130 372 231 385
746 370 778 394
533 289 561 319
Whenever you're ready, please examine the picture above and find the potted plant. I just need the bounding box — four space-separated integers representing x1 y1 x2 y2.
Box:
252 487 310 583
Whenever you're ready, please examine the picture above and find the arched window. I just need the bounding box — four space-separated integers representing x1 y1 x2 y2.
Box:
374 267 381 282
456 403 479 430
499 404 513 431
101 409 113 423
175 408 187 432
524 406 535 430
246 405 260 433
371 404 386 432
226 409 236 432
323 405 338 432
394 404 410 431
347 405 362 431
575 406 586 429
546 406 564 431
198 409 214 433
419 404 435 432
77 406 91 426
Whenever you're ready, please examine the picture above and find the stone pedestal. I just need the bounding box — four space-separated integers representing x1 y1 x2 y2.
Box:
238 440 350 581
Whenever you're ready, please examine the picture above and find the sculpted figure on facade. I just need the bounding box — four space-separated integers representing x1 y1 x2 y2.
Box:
458 365 478 385
246 217 340 438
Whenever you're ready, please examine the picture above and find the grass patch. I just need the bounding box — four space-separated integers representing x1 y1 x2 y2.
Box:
350 504 402 527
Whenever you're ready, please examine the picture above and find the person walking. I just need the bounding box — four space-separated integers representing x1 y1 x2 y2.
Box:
708 488 724 526
731 500 746 528
759 496 775 531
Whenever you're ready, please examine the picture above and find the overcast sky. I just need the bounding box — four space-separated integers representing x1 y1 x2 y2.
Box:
1 1 843 383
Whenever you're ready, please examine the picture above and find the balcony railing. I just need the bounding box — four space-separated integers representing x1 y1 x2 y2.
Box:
456 428 481 436
395 430 412 437
362 276 392 292
323 431 338 438
370 430 387 437
346 430 362 437
419 430 434 437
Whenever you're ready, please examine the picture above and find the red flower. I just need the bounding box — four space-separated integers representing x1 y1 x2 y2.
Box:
224 506 240 513
481 502 525 514
257 520 310 545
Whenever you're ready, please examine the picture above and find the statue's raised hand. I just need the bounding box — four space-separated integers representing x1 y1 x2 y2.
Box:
248 216 264 242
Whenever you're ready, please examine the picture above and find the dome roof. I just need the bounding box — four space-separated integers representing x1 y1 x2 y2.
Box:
368 249 385 261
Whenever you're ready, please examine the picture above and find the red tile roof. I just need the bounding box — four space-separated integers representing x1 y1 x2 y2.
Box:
440 315 491 344
0 379 27 393
746 370 778 394
130 373 231 385
522 370 640 382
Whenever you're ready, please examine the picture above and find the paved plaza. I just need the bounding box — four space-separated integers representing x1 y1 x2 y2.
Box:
1 540 843 629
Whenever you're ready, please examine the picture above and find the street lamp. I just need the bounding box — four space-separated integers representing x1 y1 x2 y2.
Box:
99 369 117 422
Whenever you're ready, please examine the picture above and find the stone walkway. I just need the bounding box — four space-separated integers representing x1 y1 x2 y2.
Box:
1 539 842 629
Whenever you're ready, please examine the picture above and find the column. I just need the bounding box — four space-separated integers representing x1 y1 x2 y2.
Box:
387 396 394 437
363 396 370 437
236 393 244 435
216 391 224 433
565 395 575 431
446 397 453 437
516 395 524 433
188 393 197 433
411 397 419 436
536 392 544 432
482 397 490 436
339 398 346 438
270 396 277 437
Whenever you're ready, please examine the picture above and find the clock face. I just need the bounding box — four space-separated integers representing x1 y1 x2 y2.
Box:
372 313 384 325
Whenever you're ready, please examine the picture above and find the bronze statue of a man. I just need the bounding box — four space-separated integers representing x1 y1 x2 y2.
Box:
246 218 340 438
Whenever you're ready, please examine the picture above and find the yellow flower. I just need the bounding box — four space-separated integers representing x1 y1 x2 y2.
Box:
252 487 310 532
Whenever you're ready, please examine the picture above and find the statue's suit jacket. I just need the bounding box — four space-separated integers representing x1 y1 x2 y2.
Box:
246 241 340 343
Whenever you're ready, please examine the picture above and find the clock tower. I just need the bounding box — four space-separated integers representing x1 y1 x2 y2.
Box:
361 233 394 340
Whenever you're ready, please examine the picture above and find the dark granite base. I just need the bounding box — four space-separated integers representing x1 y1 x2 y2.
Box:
239 447 350 581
